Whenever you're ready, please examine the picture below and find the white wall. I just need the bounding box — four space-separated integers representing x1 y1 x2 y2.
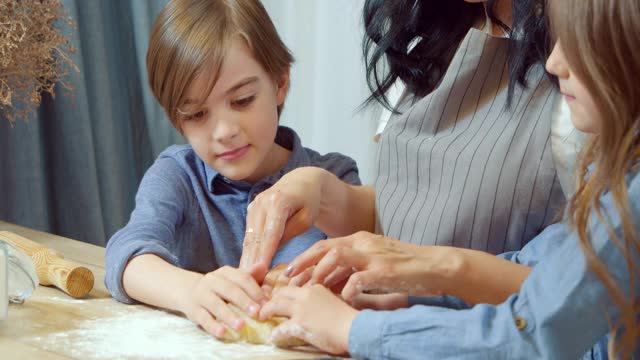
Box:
263 0 380 184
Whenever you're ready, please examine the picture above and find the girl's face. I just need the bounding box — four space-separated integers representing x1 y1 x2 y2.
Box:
545 42 601 133
178 37 289 183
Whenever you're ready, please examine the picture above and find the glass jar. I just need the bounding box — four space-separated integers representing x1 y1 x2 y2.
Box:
0 239 38 305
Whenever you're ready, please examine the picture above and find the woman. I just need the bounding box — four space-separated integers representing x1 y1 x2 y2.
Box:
261 0 640 358
241 0 559 307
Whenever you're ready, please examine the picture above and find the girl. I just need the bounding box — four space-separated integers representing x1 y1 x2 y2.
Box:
261 0 640 358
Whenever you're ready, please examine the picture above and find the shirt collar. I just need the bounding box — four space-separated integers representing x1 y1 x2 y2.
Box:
204 126 311 193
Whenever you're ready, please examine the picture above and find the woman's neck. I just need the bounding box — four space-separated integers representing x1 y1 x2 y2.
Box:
490 0 513 28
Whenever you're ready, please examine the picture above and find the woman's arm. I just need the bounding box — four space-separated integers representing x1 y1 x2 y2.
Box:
447 248 531 305
316 169 376 237
239 166 376 282
285 232 531 306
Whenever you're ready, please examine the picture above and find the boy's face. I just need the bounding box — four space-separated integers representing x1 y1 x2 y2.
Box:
178 37 289 183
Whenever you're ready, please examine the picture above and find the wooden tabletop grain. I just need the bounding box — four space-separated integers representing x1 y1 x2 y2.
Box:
0 221 339 360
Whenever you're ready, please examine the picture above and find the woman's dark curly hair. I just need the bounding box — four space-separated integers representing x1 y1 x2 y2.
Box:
363 0 549 111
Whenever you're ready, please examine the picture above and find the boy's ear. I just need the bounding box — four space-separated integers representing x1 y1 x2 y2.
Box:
275 68 290 106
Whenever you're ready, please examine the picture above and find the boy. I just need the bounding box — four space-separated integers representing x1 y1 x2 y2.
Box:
104 0 359 339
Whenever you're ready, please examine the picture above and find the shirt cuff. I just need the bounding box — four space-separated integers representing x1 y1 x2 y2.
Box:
349 309 389 360
408 295 471 310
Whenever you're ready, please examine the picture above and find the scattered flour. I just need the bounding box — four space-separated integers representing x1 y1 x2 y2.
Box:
40 296 94 305
270 323 313 345
29 304 314 360
271 323 340 356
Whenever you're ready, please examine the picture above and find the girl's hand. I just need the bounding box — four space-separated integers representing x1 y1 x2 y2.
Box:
179 266 268 338
259 285 358 354
239 167 328 282
283 231 459 303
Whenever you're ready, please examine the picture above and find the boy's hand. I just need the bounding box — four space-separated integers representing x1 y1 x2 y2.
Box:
178 266 268 338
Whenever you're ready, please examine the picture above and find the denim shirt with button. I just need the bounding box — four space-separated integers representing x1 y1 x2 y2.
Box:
105 126 360 304
350 169 640 360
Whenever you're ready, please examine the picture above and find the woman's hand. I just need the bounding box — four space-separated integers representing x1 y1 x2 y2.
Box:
262 263 318 295
178 266 268 338
264 262 410 310
259 285 358 354
281 231 460 303
239 167 328 282
283 231 533 305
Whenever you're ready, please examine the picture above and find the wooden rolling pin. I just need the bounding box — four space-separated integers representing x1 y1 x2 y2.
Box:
0 231 94 298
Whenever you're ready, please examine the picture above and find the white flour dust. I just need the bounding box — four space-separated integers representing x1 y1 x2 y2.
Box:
41 296 92 304
31 307 299 360
270 323 313 345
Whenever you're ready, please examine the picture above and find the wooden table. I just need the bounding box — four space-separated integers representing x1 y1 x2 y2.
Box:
0 221 339 360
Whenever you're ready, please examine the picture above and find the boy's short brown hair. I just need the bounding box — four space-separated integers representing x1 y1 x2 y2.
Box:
147 0 294 128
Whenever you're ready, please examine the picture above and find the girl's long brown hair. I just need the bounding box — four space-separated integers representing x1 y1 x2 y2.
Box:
549 0 640 358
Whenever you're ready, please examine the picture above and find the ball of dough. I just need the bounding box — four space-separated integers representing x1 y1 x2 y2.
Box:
221 304 306 347
220 264 306 347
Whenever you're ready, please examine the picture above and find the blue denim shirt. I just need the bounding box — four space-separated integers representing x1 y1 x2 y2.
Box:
350 170 640 359
105 126 360 304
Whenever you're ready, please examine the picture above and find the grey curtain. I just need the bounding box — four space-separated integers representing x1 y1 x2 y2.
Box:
0 0 180 246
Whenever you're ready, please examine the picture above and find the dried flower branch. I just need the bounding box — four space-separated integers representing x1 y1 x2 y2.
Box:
0 0 78 124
